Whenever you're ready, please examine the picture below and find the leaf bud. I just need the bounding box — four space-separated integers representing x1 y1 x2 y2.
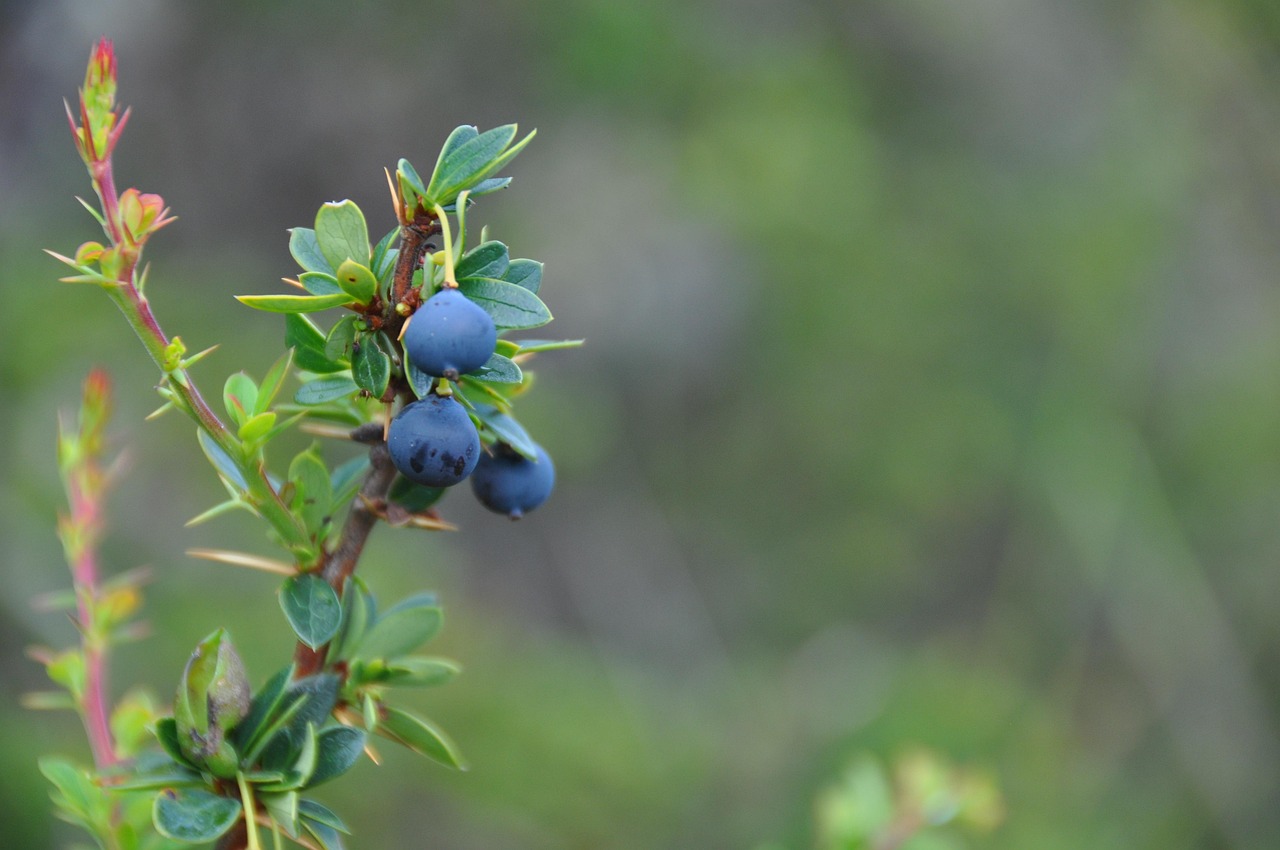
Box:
174 629 250 777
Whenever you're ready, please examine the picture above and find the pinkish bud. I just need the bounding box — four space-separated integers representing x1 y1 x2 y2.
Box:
84 39 117 110
118 189 167 245
74 241 105 264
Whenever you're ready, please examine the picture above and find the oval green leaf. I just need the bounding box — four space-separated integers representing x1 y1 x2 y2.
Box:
357 604 442 660
153 789 242 843
468 352 522 384
334 259 377 303
237 293 352 314
314 200 370 270
289 228 334 275
456 241 510 281
503 258 543 293
456 277 552 330
294 376 358 406
279 574 342 650
305 726 367 788
352 341 390 398
377 706 467 770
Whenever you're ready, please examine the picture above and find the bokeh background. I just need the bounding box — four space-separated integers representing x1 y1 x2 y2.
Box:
3 1 1280 847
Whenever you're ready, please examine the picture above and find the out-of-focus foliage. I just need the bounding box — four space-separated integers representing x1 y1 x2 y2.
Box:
3 1 1280 848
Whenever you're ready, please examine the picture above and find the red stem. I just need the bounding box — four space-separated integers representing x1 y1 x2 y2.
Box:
68 474 117 768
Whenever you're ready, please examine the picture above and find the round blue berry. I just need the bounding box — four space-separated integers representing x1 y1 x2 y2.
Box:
403 288 497 379
387 395 481 487
470 443 555 519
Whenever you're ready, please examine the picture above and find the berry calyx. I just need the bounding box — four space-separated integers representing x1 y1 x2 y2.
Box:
470 442 555 519
403 288 496 380
387 394 481 487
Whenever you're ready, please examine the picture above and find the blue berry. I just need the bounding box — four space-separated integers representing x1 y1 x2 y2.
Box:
470 443 555 519
387 395 480 487
403 288 496 379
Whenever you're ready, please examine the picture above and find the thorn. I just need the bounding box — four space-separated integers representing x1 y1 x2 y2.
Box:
299 422 360 440
385 166 404 224
145 401 174 421
282 277 306 290
185 548 294 576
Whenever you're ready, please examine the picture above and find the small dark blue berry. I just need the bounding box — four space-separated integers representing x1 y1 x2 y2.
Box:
470 443 555 519
403 288 497 379
387 395 481 487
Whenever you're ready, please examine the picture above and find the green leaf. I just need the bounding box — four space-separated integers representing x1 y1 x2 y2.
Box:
425 126 478 198
231 665 293 754
388 476 445 512
289 228 334 275
330 455 369 510
154 718 195 767
328 578 374 662
300 816 346 850
455 241 510 281
257 350 295 414
285 314 346 374
298 272 343 297
351 341 390 398
237 293 352 314
512 338 585 354
456 277 552 329
197 430 248 488
503 258 543 293
378 707 467 769
473 406 538 460
371 228 399 287
294 376 358 405
260 790 299 839
306 726 366 788
289 448 333 535
406 361 433 399
324 316 359 362
281 675 341 737
298 799 349 834
469 352 522 384
108 765 205 792
384 656 461 688
237 411 277 443
152 789 241 843
426 125 533 204
357 598 442 660
469 176 512 197
314 201 370 270
279 575 341 650
222 373 258 427
333 260 377 304
397 157 427 206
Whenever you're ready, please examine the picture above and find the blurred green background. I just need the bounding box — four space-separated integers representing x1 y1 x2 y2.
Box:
4 0 1280 847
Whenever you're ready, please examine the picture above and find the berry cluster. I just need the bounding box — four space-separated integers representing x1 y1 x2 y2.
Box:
390 286 555 518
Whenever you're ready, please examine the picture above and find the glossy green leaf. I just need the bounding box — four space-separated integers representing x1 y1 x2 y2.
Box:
237 411 277 443
257 349 295 414
285 314 346 374
324 316 358 362
237 292 352 313
197 430 248 488
397 157 427 204
426 124 534 204
289 449 333 535
469 352 522 384
298 799 350 834
301 816 345 850
328 578 374 662
329 455 369 511
385 656 461 687
456 277 552 329
306 726 366 788
152 789 241 843
222 373 258 426
294 376 358 405
357 598 442 660
314 201 370 270
503 258 543 293
512 338 585 354
378 707 467 769
334 259 377 303
299 272 343 297
231 665 293 753
388 476 445 512
261 790 299 839
279 575 341 650
456 241 510 281
289 228 334 275
473 406 538 460
153 718 195 768
352 341 390 398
